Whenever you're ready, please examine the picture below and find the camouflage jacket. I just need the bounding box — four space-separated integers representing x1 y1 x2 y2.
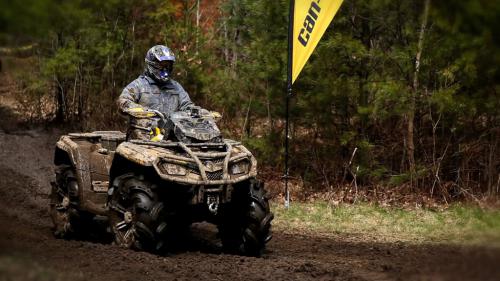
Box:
118 75 194 139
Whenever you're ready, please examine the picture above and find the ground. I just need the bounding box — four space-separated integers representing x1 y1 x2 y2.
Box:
0 81 499 281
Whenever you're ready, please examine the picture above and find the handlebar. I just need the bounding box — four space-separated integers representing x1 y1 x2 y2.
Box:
124 108 165 120
124 107 221 122
151 110 166 121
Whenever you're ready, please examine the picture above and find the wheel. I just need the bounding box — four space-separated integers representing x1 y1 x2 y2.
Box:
49 183 71 238
49 165 83 238
108 173 168 252
218 179 273 257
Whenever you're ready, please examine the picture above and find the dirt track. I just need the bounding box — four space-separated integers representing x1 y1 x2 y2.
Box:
0 106 499 280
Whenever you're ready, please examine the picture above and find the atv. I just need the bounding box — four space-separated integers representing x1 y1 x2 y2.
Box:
49 107 273 256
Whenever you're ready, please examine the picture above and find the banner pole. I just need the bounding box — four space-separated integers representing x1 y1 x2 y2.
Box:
285 0 294 209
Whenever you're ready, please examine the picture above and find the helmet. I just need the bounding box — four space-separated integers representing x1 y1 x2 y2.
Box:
145 45 176 83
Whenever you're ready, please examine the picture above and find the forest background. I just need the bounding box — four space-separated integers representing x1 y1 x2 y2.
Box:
0 0 498 204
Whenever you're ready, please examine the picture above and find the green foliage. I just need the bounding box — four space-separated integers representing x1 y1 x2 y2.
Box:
43 44 81 78
0 0 498 194
244 133 282 167
388 166 431 186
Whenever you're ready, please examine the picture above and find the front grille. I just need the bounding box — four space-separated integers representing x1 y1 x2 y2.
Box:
199 157 225 164
186 157 226 180
206 170 223 180
213 158 225 164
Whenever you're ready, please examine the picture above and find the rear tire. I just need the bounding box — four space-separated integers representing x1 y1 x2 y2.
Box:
49 165 84 238
218 179 273 257
108 173 168 252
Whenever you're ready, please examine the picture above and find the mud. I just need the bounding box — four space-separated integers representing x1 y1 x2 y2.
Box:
0 108 499 280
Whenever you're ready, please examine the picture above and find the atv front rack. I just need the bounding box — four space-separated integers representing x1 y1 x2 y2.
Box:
127 139 256 185
129 139 241 148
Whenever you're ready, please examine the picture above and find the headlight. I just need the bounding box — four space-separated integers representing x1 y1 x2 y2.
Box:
230 161 249 175
163 163 187 176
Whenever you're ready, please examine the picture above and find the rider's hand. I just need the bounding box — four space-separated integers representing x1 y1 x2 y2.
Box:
210 111 222 121
150 127 164 142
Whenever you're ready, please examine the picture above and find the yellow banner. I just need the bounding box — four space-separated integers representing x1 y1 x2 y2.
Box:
292 0 344 84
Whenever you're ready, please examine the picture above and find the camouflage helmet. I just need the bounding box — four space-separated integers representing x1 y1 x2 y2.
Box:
145 45 176 83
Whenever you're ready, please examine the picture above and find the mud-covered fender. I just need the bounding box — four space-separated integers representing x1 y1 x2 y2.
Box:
114 142 161 167
54 136 95 211
108 142 159 186
54 136 78 166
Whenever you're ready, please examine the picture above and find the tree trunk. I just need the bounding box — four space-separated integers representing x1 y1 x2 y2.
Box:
407 0 430 183
195 0 200 55
55 76 65 123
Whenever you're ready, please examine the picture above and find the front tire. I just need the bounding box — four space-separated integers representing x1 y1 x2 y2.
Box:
218 179 273 257
108 173 168 252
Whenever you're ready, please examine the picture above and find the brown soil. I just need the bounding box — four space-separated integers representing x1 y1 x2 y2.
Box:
0 90 499 281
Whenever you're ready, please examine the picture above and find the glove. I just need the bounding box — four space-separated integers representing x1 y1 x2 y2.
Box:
150 127 164 142
210 111 222 118
210 111 222 121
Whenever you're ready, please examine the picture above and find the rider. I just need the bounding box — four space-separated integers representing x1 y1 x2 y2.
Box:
118 45 195 140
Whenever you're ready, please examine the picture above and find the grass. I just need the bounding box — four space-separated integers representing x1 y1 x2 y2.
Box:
272 201 500 246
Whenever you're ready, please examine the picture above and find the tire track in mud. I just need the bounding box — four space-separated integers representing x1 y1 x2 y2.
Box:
1 131 500 281
0 131 353 281
0 131 54 228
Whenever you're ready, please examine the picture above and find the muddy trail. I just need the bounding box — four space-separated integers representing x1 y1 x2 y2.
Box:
1 83 500 281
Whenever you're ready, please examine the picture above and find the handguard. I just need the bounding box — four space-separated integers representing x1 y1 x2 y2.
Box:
125 107 157 119
125 108 167 142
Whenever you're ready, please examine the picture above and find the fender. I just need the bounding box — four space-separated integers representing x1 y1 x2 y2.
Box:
55 136 79 166
54 136 107 215
109 142 160 187
115 141 160 166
